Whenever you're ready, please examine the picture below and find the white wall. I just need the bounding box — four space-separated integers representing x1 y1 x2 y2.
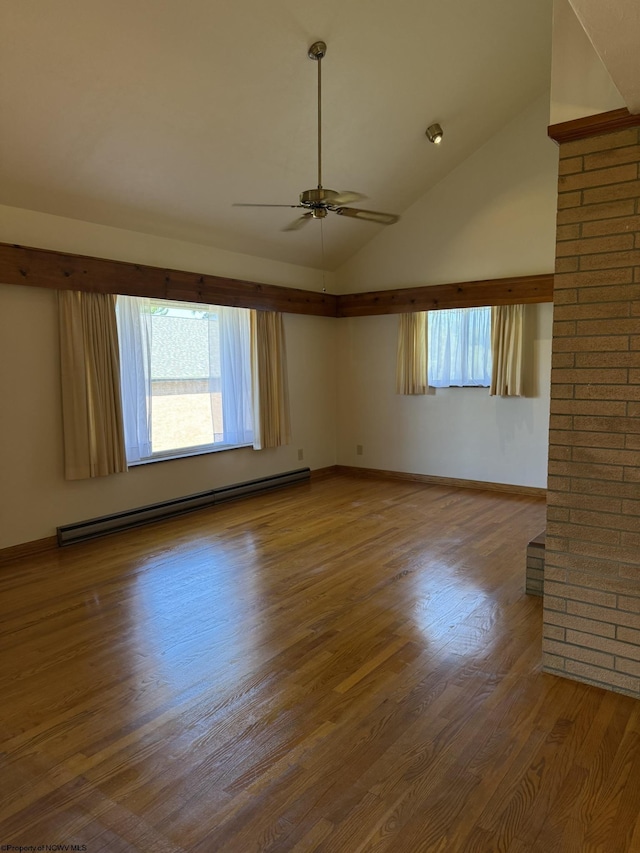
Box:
337 307 552 488
0 210 337 549
335 96 557 488
550 0 625 124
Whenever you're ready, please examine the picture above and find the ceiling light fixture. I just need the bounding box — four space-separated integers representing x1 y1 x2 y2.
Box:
426 123 444 145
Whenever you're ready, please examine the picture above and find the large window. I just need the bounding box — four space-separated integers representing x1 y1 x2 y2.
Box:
428 306 491 388
116 297 253 463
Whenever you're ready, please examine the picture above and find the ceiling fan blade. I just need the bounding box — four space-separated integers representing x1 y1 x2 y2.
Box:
233 203 302 208
282 212 314 231
334 207 400 225
330 190 367 205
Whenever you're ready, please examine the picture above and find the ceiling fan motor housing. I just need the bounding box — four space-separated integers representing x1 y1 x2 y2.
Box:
299 188 340 207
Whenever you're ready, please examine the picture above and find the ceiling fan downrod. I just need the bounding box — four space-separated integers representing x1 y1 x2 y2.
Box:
308 41 327 191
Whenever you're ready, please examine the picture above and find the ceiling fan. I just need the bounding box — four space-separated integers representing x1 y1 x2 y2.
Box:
233 41 400 231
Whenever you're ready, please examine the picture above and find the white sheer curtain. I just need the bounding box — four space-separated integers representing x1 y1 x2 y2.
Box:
428 307 491 387
217 306 254 446
115 296 152 463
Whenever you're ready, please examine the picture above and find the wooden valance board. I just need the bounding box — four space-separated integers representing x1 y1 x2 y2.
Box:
0 241 553 317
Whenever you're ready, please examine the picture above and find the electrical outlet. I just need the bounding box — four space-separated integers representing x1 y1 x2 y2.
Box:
356 444 363 456
297 448 304 461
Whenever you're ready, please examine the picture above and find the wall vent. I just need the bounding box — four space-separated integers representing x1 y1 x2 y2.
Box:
57 467 311 546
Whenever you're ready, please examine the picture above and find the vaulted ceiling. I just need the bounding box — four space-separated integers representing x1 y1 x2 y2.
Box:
0 1 553 270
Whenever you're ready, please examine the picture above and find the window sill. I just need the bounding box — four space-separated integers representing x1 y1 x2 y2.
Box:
129 442 253 467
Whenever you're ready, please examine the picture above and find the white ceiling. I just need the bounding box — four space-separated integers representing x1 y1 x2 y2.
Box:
0 0 552 270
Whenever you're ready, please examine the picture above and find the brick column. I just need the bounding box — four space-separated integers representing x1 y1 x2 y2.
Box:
544 122 640 697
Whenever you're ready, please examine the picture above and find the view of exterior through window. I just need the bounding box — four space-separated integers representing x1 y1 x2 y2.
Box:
116 296 253 462
150 304 222 452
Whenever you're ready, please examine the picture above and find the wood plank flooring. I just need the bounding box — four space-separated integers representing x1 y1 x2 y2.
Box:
1 474 639 851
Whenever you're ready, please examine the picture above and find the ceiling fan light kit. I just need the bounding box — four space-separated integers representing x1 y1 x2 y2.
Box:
234 40 400 231
426 123 444 144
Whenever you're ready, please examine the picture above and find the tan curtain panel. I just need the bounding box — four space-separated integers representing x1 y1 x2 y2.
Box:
250 310 291 450
490 304 525 397
58 290 127 479
396 311 427 395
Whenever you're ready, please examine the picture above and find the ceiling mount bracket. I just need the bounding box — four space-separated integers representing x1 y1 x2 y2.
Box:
308 41 327 61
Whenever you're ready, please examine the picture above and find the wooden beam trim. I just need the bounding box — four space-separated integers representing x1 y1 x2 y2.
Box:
0 242 339 317
0 242 554 317
336 274 554 317
548 108 640 145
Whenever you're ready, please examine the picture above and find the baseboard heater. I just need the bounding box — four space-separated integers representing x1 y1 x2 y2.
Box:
57 467 311 546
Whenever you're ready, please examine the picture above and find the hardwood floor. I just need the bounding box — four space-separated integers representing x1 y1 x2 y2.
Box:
1 474 639 851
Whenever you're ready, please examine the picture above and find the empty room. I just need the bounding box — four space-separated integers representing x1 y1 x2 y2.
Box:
1 1 640 850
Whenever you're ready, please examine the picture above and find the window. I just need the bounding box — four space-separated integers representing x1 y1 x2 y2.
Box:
116 296 253 463
427 306 491 388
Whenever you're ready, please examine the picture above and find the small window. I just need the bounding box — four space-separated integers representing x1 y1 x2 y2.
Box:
428 306 491 388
